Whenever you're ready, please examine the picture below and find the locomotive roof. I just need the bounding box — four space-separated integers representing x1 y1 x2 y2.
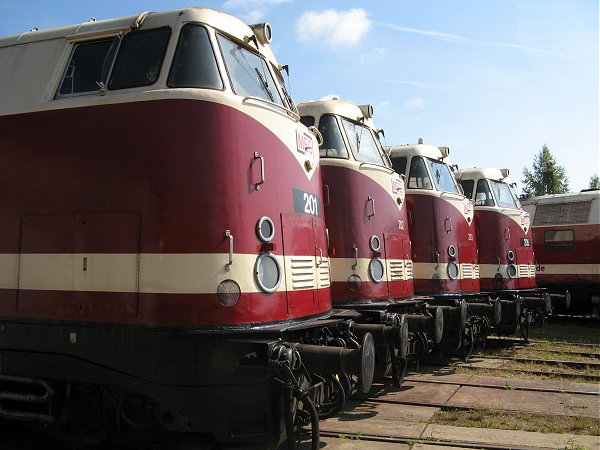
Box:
297 98 377 130
0 7 281 115
520 189 600 205
457 167 514 184
0 8 276 63
386 143 455 166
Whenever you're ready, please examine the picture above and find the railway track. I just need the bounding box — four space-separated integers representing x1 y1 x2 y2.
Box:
400 375 599 396
316 430 538 450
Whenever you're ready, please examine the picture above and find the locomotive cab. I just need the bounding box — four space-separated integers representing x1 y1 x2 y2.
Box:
387 142 480 295
457 167 536 291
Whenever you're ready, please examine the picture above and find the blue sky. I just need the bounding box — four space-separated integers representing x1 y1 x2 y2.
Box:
1 0 598 192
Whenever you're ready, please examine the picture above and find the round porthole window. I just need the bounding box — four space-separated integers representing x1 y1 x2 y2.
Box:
369 235 381 252
447 261 459 280
447 244 457 258
256 216 275 243
369 258 385 282
254 253 281 293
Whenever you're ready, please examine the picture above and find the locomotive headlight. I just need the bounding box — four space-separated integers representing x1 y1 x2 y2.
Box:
447 261 459 280
254 253 281 293
347 274 362 291
256 216 275 243
369 235 381 252
507 250 515 262
217 280 241 307
447 244 457 258
507 264 517 279
368 258 385 282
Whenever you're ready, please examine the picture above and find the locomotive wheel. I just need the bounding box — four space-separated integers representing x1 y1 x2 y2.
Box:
460 324 474 361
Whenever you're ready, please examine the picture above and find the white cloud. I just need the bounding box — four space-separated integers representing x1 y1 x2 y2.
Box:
378 21 468 43
488 42 585 61
296 8 371 48
405 98 425 109
360 47 385 64
223 0 290 9
222 0 290 23
320 94 341 101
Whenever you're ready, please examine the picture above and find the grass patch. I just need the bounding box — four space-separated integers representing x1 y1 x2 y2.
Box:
528 322 600 346
430 408 600 436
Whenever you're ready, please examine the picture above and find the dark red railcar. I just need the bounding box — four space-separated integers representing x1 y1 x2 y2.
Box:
522 190 600 313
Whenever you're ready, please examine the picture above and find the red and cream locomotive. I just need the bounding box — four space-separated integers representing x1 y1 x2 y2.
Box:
387 141 507 354
457 167 556 332
521 190 599 313
297 99 443 383
0 8 375 449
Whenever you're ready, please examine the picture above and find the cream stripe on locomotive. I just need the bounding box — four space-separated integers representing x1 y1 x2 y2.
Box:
536 264 600 276
0 253 330 294
412 262 480 280
479 263 536 279
329 257 414 282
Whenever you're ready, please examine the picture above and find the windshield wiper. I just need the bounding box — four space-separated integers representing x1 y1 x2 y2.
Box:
255 68 275 102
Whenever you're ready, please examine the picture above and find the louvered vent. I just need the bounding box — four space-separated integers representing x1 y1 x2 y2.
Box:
533 201 591 225
462 263 473 279
518 264 529 278
389 260 405 281
318 257 331 288
291 256 315 290
405 260 414 279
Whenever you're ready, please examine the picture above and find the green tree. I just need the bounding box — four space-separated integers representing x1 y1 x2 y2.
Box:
522 144 569 196
589 174 600 190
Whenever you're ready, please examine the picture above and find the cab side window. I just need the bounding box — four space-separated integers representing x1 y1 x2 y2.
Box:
57 38 118 97
109 27 171 90
475 179 494 206
407 157 432 189
391 157 407 177
461 179 474 200
318 115 348 158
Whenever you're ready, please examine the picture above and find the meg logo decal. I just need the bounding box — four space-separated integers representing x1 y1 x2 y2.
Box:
296 129 314 159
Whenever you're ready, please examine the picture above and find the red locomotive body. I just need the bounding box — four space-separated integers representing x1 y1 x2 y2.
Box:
522 190 600 313
388 143 480 296
0 9 374 448
457 168 536 291
298 99 414 305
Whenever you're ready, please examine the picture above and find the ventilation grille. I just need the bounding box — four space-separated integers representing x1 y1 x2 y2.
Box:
533 201 591 225
518 264 529 278
405 260 414 280
462 263 473 279
318 257 331 288
291 256 315 290
389 260 405 281
474 264 480 279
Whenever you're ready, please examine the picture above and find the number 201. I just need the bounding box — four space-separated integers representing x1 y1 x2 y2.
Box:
304 193 318 216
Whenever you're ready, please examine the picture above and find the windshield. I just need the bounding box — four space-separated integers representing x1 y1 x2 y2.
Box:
217 34 283 106
426 158 460 193
341 118 385 165
490 180 518 208
317 115 349 158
